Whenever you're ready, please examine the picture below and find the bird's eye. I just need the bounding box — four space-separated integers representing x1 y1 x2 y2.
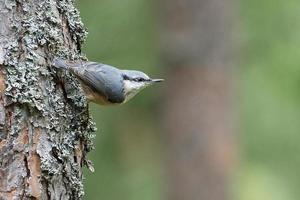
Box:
135 78 144 82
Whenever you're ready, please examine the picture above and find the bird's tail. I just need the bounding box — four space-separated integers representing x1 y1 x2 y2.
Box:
52 58 70 70
53 58 87 71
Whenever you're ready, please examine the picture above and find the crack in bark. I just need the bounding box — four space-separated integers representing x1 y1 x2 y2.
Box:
24 155 30 177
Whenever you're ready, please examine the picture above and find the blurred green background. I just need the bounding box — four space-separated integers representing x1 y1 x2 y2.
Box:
77 0 300 199
78 1 164 200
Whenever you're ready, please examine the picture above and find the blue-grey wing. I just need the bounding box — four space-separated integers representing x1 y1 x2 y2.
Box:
74 62 125 103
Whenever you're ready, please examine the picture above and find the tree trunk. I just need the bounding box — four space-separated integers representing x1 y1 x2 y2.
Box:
161 0 235 200
0 0 95 199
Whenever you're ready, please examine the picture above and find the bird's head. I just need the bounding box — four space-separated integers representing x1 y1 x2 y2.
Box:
121 70 163 103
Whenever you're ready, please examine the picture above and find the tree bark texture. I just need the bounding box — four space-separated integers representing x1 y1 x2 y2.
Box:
161 0 235 200
0 0 95 199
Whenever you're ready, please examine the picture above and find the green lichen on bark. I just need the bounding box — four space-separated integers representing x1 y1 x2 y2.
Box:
0 0 96 199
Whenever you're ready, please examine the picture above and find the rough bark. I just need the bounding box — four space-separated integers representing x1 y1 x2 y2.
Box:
0 0 95 199
161 0 235 200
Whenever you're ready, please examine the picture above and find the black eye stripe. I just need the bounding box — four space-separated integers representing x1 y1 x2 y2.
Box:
123 75 130 80
136 78 144 82
123 74 149 82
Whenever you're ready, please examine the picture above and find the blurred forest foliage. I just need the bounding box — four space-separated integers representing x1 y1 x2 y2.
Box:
77 0 300 199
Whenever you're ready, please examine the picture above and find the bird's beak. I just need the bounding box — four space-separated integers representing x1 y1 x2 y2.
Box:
151 79 164 83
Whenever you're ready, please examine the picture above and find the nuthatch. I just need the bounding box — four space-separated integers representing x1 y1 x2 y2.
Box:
53 58 163 105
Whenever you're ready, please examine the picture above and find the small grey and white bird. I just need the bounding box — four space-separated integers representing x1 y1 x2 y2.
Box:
53 58 163 105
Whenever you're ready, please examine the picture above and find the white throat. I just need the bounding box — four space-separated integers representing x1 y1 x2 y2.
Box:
123 80 148 103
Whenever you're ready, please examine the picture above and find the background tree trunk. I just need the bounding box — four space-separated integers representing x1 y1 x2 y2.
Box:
0 0 95 199
161 0 236 199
